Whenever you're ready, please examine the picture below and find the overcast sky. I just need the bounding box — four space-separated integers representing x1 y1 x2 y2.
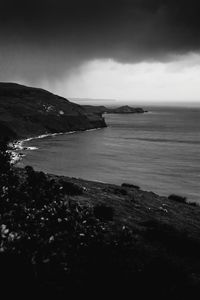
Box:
1 0 200 105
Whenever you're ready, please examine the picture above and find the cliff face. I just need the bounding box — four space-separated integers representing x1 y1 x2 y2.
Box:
0 83 106 140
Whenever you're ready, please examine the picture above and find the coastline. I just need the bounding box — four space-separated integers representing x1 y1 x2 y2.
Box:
9 127 104 164
9 108 200 204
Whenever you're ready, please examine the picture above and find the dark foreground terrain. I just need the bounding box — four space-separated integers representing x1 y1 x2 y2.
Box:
1 142 200 299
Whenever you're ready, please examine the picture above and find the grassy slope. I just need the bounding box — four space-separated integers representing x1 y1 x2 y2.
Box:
51 175 200 240
1 163 200 299
45 174 200 296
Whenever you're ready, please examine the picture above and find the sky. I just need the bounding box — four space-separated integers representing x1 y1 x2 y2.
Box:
1 0 200 105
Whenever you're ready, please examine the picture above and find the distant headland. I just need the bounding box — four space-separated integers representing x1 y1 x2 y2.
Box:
82 104 146 114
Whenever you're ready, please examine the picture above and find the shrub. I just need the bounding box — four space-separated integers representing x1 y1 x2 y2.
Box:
93 204 114 221
188 201 199 207
0 139 19 211
0 139 11 174
121 183 140 189
168 194 187 204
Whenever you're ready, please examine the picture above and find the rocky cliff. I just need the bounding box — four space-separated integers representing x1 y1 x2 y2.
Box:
0 83 107 140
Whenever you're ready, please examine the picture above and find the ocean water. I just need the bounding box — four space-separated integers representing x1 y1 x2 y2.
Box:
18 107 200 203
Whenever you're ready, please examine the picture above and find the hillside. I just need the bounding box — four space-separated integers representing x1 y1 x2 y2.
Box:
0 83 106 140
1 161 200 298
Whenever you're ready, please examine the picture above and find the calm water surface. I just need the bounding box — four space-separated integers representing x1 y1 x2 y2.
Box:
18 107 200 202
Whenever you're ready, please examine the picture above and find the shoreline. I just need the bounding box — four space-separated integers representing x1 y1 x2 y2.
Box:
9 127 104 164
10 124 197 204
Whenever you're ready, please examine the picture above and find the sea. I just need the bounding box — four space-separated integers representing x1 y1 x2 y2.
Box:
17 106 200 203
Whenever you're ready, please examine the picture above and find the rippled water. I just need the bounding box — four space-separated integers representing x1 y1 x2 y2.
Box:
18 107 200 203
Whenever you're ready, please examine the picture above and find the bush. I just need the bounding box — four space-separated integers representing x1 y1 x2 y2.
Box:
168 194 187 204
0 139 19 212
93 204 114 221
0 139 11 174
121 183 140 189
188 201 199 207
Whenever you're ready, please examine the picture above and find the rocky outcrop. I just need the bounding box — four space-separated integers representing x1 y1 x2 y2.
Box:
0 83 107 140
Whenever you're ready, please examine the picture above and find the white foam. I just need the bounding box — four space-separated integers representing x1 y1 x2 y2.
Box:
16 127 101 145
9 151 25 165
26 146 38 150
85 127 102 132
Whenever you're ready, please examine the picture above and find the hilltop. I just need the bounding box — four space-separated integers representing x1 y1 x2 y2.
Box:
0 83 107 140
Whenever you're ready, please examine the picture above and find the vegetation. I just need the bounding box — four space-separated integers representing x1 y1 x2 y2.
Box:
121 183 140 189
1 140 200 298
168 194 187 203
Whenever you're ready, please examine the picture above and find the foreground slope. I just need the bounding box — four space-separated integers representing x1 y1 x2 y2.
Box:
1 160 200 298
0 83 106 140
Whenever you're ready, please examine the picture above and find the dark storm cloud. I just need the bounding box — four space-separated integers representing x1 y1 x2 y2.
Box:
0 0 200 82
